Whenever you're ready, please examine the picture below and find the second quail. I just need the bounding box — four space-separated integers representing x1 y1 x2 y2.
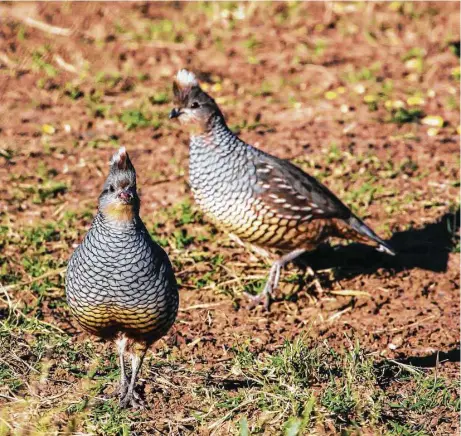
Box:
169 69 394 310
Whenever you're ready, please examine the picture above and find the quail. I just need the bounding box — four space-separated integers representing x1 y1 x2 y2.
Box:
66 147 179 408
169 69 395 310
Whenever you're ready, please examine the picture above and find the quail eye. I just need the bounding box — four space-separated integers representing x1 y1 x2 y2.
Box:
190 101 200 109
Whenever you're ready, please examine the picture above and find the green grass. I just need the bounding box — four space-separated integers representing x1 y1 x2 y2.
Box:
64 83 84 100
233 338 458 434
119 109 162 130
7 196 458 430
149 91 170 105
201 337 459 434
389 107 424 124
31 48 58 78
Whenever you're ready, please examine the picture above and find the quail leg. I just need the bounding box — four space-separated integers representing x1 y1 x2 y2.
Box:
247 248 307 310
115 337 129 398
119 347 147 409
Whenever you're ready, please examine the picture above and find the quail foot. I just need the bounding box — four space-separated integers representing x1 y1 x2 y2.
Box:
66 147 179 408
169 69 394 310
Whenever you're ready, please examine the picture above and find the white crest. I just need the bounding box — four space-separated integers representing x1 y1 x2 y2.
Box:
176 69 198 88
111 146 127 165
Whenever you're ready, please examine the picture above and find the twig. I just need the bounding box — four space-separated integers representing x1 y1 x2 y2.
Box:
38 384 73 402
1 267 66 292
144 41 188 51
0 394 17 402
373 315 436 335
0 283 13 315
175 263 209 277
151 175 183 186
330 290 371 297
0 416 12 431
179 302 226 312
205 275 265 288
22 17 71 36
0 53 15 69
208 398 254 430
327 306 352 322
53 54 77 74
387 359 423 375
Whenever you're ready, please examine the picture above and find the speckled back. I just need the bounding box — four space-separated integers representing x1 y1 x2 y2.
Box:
189 121 339 251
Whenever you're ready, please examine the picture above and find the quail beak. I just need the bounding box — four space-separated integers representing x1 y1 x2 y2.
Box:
118 189 134 204
169 108 181 119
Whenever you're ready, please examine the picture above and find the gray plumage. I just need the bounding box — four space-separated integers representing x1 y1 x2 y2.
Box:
66 213 177 340
189 120 393 252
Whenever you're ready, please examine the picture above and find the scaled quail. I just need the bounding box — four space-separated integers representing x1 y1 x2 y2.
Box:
66 147 179 408
169 69 395 310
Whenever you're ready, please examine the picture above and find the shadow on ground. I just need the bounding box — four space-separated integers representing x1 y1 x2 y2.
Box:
298 209 460 279
398 348 461 367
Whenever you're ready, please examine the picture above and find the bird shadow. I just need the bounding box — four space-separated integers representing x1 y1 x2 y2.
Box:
397 347 460 368
373 347 460 393
295 209 459 281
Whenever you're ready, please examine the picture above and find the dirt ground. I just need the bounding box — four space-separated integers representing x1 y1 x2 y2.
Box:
0 2 459 435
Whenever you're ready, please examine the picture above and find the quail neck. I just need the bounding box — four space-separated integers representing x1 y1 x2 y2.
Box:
189 116 245 187
188 115 267 238
191 115 240 153
96 204 140 232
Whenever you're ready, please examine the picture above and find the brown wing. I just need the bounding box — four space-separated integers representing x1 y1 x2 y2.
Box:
252 152 353 222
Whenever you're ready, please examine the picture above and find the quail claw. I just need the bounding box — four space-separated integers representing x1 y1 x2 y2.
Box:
244 278 273 310
106 379 128 399
119 389 145 409
244 261 280 311
245 291 271 310
306 266 324 295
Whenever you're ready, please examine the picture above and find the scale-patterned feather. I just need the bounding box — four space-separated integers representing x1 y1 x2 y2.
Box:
66 149 179 344
172 69 395 257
